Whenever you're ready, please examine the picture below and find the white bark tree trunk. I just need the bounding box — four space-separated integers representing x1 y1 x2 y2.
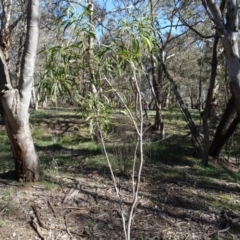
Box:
206 0 240 115
0 0 40 182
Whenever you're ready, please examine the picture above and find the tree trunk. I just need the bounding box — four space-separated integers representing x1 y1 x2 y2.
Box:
5 111 39 181
206 1 240 118
198 41 204 113
209 97 239 158
0 0 40 181
162 62 203 156
203 0 240 159
202 36 219 166
150 54 164 137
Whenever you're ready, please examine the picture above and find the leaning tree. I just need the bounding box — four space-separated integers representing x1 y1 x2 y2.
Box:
0 0 40 181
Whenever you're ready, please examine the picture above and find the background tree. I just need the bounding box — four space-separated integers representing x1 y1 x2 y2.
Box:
40 0 240 164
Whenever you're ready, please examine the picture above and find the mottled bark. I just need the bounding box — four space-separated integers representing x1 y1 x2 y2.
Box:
0 0 40 182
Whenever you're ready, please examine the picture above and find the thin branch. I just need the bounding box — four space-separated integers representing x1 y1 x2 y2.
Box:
161 60 203 156
132 138 140 198
178 16 216 39
104 77 140 136
160 23 186 29
95 117 127 240
9 13 24 32
127 68 144 240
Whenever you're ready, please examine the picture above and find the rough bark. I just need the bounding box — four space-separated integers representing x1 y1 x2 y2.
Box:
0 0 40 182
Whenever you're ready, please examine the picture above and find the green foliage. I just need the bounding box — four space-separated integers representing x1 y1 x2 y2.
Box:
40 3 158 106
39 43 82 105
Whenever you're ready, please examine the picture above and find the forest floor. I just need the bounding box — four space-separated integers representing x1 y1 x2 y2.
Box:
0 108 240 240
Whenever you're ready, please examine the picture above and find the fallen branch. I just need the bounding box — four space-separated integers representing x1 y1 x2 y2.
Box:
47 200 56 218
64 212 73 239
31 205 49 230
62 187 79 204
208 226 230 237
30 216 46 240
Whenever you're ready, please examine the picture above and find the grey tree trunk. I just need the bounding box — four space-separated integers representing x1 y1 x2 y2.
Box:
162 62 203 156
209 98 239 158
151 55 164 138
0 0 40 182
204 0 240 159
206 0 240 116
202 36 219 166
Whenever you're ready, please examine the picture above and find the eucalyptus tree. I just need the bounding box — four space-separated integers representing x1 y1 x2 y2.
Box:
0 0 40 181
144 0 209 153
204 0 240 159
173 0 240 162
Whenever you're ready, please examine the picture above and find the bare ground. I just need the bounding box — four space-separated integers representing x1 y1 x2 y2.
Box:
0 109 240 240
0 162 240 240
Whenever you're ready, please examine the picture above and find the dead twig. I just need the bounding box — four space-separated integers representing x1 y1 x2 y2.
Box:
62 187 79 204
30 216 45 240
31 205 49 230
64 212 73 239
47 200 56 218
208 226 230 237
232 217 240 223
31 185 47 189
0 205 5 214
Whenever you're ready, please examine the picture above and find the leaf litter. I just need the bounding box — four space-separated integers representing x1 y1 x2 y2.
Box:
0 165 240 240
